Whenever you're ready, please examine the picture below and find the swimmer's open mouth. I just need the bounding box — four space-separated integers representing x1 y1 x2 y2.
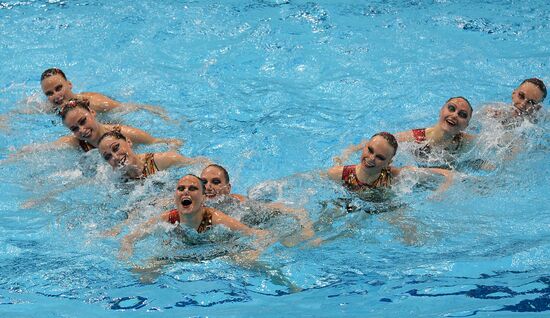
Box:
205 192 217 198
116 154 128 168
181 198 193 206
445 118 457 127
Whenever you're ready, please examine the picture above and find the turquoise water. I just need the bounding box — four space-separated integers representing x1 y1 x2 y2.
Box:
1 1 549 317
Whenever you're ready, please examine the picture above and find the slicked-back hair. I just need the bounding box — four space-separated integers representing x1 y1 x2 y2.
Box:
41 68 67 81
98 130 128 146
521 78 547 101
371 132 398 156
58 98 91 120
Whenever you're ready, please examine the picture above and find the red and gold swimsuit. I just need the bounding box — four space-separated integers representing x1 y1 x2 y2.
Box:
341 165 393 191
166 209 213 233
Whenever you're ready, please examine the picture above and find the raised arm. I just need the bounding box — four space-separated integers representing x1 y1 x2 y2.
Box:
333 140 366 165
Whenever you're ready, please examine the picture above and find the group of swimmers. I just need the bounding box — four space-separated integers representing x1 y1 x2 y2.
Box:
5 68 548 261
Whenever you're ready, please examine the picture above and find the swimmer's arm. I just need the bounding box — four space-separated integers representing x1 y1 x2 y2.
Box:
119 125 183 148
6 136 79 162
326 166 344 181
264 203 315 243
79 92 121 112
333 140 366 165
394 166 454 194
118 103 173 122
231 193 247 202
153 152 211 170
395 130 415 142
210 209 263 236
119 214 165 260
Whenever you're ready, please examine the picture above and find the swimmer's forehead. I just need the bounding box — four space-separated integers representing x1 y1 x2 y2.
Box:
177 175 202 186
201 166 225 178
519 82 544 98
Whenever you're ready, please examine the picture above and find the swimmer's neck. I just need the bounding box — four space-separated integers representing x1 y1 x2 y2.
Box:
123 155 146 179
87 125 109 147
179 208 206 230
355 164 384 185
427 126 459 144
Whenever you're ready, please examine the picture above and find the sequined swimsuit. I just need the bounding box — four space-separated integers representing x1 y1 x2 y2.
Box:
166 209 213 233
341 165 393 191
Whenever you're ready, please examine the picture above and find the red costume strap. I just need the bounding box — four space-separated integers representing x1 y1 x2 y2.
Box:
167 209 180 224
412 128 426 142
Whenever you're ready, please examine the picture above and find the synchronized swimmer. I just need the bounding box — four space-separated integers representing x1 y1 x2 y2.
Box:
1 68 547 276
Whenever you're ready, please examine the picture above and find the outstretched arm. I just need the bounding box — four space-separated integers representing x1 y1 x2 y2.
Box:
153 152 211 171
119 214 166 260
333 140 366 165
2 136 78 164
393 166 454 194
119 125 183 149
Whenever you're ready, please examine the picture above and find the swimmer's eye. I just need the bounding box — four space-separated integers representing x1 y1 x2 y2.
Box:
55 85 63 92
78 117 86 126
103 153 112 161
518 92 525 100
376 155 386 161
367 146 374 154
112 143 119 152
45 91 53 96
177 185 185 191
458 110 468 119
527 99 538 106
212 179 221 185
70 126 78 133
448 104 456 112
189 185 199 191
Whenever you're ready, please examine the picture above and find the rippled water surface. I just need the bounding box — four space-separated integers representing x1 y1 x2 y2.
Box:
1 1 549 317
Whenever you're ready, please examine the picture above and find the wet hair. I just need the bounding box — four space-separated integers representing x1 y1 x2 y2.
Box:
204 164 230 183
446 96 473 114
521 78 547 101
58 98 91 120
180 174 206 194
371 132 398 156
41 68 67 81
98 130 128 146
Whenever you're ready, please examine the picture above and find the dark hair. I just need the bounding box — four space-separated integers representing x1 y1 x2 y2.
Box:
371 132 398 156
41 68 67 81
181 174 206 194
204 164 230 183
521 78 547 101
446 96 473 114
98 130 127 146
58 98 91 120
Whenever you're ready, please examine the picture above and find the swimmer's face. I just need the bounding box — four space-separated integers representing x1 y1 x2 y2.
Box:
360 136 395 171
41 74 74 106
200 166 231 199
63 107 99 143
98 136 137 170
438 98 471 134
175 176 205 215
512 82 544 116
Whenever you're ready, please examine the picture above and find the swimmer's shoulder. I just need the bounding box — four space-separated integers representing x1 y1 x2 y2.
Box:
395 129 416 142
77 92 120 111
327 165 345 181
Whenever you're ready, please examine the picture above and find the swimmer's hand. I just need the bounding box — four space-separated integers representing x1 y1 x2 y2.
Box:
118 237 135 260
332 156 343 166
164 138 184 151
101 225 123 237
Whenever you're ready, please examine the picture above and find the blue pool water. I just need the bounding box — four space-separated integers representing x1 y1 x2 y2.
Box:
1 1 549 317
